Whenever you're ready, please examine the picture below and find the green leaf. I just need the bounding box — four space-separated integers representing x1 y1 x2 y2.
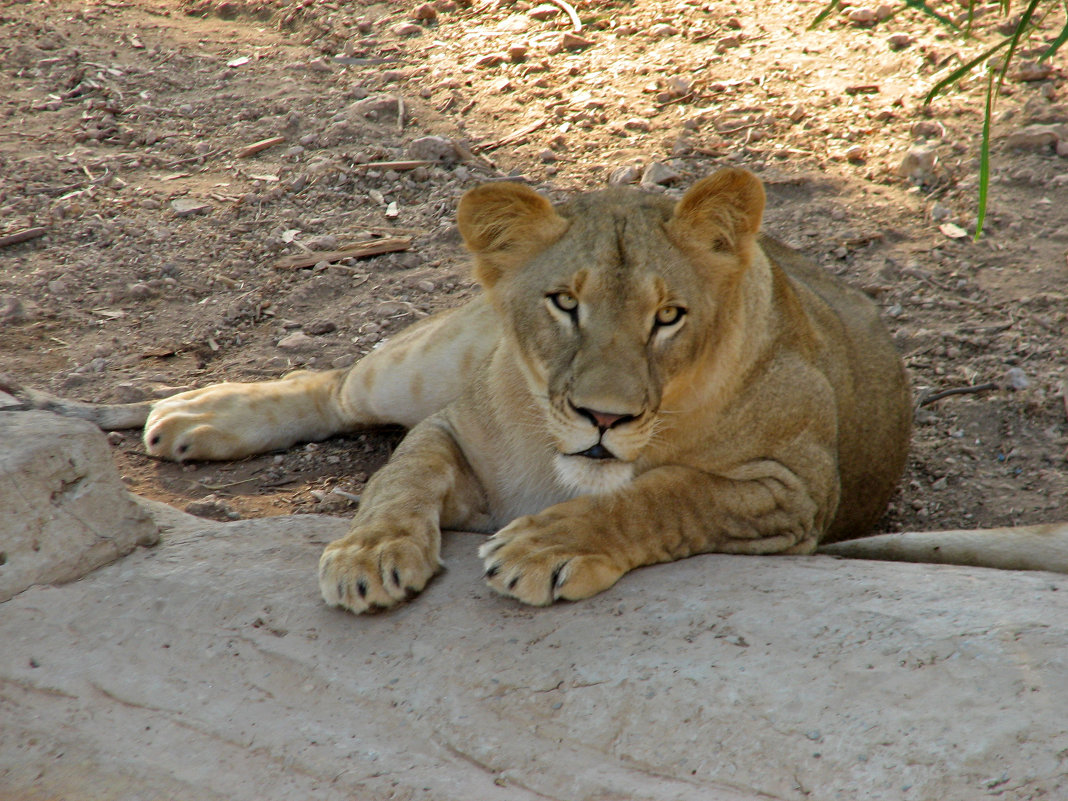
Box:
808 0 844 30
974 71 995 239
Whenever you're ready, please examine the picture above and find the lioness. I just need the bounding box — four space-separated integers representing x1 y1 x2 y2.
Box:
10 168 1064 611
151 167 915 612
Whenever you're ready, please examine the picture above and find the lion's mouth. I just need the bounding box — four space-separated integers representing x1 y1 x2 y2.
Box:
571 443 617 460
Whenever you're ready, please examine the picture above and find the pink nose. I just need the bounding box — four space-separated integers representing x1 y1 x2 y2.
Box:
572 404 637 431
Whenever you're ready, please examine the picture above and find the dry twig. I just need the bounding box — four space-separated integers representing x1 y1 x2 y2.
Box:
272 237 412 270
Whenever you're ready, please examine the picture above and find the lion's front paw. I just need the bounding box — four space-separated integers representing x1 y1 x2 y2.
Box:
319 527 442 614
144 386 258 461
478 516 626 606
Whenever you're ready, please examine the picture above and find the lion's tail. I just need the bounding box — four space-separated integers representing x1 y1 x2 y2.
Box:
819 523 1068 574
0 375 154 430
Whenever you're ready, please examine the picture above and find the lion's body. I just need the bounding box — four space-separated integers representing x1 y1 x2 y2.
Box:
132 169 918 611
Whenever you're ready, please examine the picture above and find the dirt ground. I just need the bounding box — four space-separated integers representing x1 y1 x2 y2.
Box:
1 0 1065 532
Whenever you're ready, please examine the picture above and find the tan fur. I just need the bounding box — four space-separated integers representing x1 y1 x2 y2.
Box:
25 169 1061 612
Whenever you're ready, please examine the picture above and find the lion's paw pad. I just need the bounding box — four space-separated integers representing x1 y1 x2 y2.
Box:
319 537 439 614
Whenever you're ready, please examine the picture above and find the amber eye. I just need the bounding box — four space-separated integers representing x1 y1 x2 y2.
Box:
655 305 685 327
548 291 579 314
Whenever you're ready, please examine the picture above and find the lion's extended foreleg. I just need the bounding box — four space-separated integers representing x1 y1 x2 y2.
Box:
144 368 354 461
318 416 487 613
479 462 831 606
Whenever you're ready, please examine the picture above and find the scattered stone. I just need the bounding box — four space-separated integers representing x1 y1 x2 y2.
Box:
1015 61 1053 82
276 332 316 351
897 146 937 183
538 149 557 163
185 495 240 521
1057 140 1068 158
412 3 437 22
1005 367 1030 391
304 320 337 336
346 94 401 121
875 3 894 20
1005 124 1062 151
624 117 651 132
394 22 423 37
608 165 641 185
716 35 742 52
305 235 338 250
0 296 26 324
508 43 529 62
171 198 212 217
887 32 912 50
939 222 968 239
528 4 559 21
407 135 461 164
930 202 951 222
911 120 945 139
126 282 156 300
845 145 866 163
649 23 678 37
106 431 125 447
307 57 333 73
473 53 505 68
640 161 679 187
848 8 877 26
665 75 693 98
559 32 594 50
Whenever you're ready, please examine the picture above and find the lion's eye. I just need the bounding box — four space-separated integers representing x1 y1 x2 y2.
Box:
654 306 686 327
548 291 579 314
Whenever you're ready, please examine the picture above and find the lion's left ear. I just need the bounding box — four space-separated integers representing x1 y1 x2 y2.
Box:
457 182 569 287
668 168 765 259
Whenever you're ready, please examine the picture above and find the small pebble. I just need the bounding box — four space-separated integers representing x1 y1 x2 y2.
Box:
848 8 877 25
608 165 641 184
277 332 316 351
649 23 678 37
640 161 680 187
887 32 912 50
1005 367 1030 391
412 3 437 22
394 22 423 37
897 146 937 183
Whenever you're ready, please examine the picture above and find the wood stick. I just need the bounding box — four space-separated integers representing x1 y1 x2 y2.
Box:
547 0 582 32
272 237 412 270
475 118 548 153
918 382 999 407
0 227 47 248
233 136 287 158
352 160 432 171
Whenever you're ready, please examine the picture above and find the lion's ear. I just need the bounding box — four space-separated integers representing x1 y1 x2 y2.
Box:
457 182 569 287
669 168 765 258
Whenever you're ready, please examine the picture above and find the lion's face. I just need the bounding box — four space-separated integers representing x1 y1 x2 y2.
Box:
458 169 766 494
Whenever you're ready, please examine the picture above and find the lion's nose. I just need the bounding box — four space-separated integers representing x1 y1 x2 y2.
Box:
571 404 637 432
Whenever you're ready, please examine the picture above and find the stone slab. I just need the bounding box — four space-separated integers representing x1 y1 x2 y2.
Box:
2 509 1066 801
0 411 158 602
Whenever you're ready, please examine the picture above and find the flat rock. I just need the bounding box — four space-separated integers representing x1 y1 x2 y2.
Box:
1 494 1066 799
0 411 158 602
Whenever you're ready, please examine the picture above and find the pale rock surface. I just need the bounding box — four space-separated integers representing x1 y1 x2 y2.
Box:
1 416 1067 800
0 411 158 602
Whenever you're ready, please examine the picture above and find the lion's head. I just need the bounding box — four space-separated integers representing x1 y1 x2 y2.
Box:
457 168 769 495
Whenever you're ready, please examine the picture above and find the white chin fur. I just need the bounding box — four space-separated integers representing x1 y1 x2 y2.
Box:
554 454 635 496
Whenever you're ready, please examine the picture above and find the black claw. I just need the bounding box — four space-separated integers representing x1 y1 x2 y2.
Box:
336 581 344 600
507 575 520 591
484 563 500 579
356 580 368 599
391 568 401 587
149 434 161 446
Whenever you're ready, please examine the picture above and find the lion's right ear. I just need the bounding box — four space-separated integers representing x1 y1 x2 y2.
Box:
457 182 569 287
